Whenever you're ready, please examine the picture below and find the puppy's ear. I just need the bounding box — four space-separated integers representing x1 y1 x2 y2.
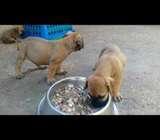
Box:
84 79 88 90
103 77 113 94
105 77 114 83
104 77 114 89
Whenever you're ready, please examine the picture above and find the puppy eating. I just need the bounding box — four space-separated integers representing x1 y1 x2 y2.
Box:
15 32 84 84
84 44 127 103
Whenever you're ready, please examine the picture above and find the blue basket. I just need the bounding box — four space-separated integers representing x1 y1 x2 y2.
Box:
22 25 75 40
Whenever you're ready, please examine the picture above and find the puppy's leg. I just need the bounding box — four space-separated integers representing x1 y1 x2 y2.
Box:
15 49 26 79
111 74 123 102
56 65 67 75
47 62 59 84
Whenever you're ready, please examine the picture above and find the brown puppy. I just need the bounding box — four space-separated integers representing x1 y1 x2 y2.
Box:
1 26 23 44
85 44 127 102
15 32 84 84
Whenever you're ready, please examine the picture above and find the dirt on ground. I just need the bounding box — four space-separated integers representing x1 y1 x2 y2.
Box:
0 25 160 115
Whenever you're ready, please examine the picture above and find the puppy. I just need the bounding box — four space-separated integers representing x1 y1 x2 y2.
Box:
15 32 84 84
1 26 23 44
85 44 127 102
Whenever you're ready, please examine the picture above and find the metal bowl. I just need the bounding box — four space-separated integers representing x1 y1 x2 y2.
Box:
36 76 119 115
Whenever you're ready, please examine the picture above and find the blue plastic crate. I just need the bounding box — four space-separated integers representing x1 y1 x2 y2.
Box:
22 25 75 40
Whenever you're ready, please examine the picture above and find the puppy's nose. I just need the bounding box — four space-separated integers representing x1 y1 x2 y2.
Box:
90 96 108 108
77 39 84 48
79 41 83 47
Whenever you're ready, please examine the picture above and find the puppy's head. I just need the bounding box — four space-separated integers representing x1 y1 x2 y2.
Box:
15 26 24 35
67 32 84 51
84 75 114 103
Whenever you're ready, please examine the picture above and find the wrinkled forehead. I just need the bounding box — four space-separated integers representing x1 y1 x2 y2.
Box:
72 32 81 39
76 33 81 38
89 81 105 92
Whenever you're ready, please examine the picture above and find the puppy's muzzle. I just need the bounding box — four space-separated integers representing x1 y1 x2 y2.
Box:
90 95 109 108
75 38 84 50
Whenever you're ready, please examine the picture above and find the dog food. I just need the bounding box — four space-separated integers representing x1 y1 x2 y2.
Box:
51 84 103 115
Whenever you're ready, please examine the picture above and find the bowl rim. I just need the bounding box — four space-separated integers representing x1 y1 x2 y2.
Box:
46 76 112 115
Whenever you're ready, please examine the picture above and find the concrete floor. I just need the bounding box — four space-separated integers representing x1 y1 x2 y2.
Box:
0 25 160 115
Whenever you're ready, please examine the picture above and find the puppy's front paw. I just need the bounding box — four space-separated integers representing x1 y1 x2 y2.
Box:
16 73 25 79
47 79 56 86
112 95 123 102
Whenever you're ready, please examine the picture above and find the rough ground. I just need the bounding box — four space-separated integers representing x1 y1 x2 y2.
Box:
0 25 160 115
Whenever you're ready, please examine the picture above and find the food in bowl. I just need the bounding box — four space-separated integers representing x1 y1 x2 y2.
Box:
51 83 107 115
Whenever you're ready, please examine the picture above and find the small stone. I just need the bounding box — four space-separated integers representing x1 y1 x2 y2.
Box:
72 107 75 112
68 84 74 89
26 98 31 102
73 98 78 103
65 90 70 94
67 108 72 112
51 84 103 114
81 111 86 115
74 113 80 115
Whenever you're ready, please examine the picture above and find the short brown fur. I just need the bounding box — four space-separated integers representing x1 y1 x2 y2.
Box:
15 32 84 84
86 44 127 102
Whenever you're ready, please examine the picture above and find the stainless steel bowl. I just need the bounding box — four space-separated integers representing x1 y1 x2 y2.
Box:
36 76 119 115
